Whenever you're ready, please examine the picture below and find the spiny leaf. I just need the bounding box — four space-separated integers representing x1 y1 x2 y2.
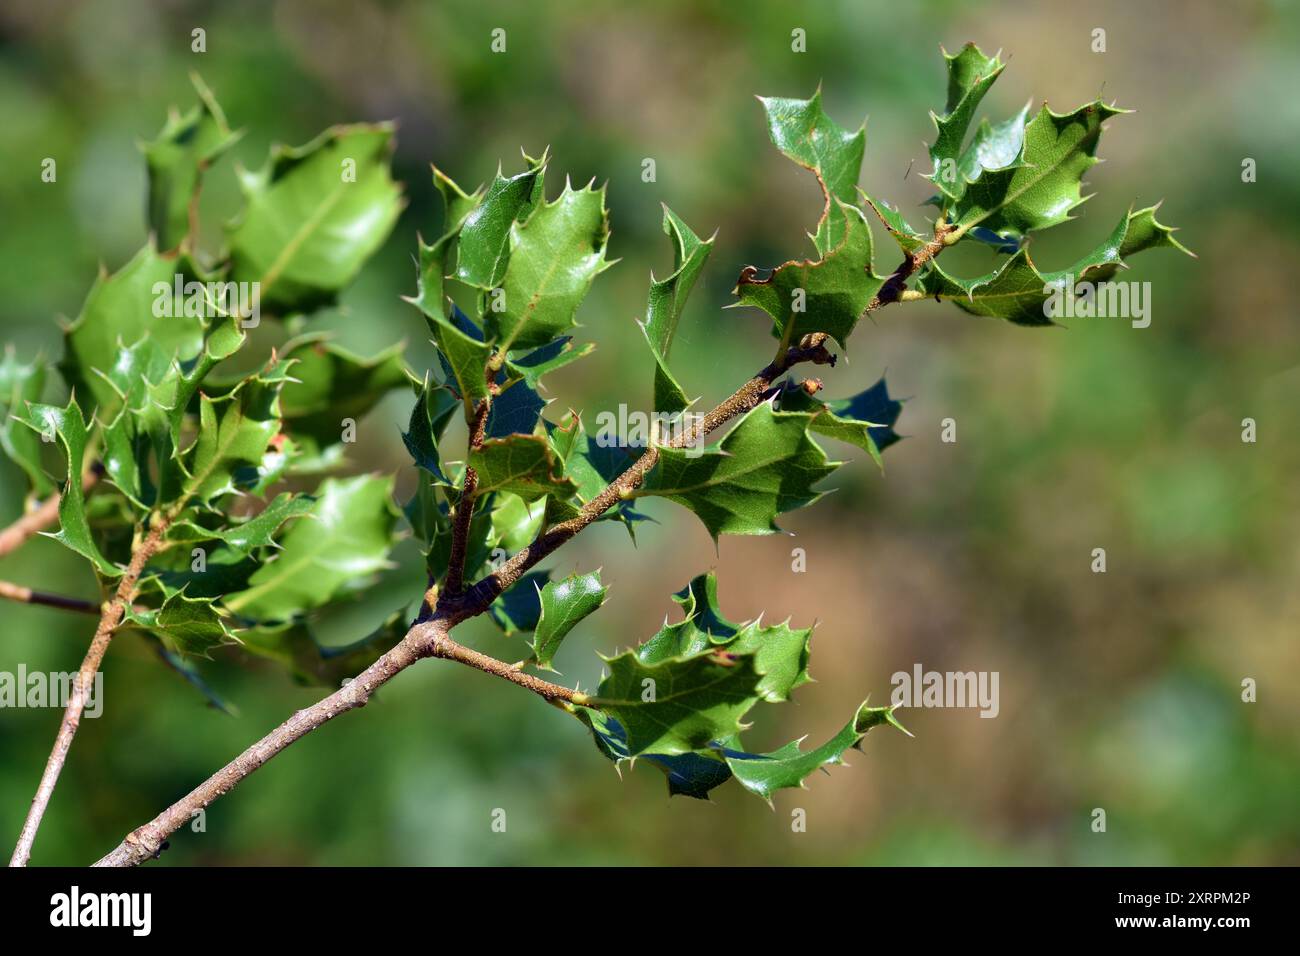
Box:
486 180 612 352
0 349 54 498
126 590 238 658
402 373 459 485
589 649 765 757
544 411 646 532
183 362 287 503
641 205 714 414
920 204 1192 325
142 73 243 251
725 701 909 801
635 402 839 538
503 337 594 391
757 89 865 254
228 123 402 312
60 244 206 416
861 192 928 255
950 101 1127 240
485 379 546 439
733 200 884 350
454 152 546 290
926 43 1006 202
530 570 607 670
13 397 117 575
956 102 1030 190
467 433 576 502
776 376 903 468
169 492 315 557
488 570 550 634
223 474 398 622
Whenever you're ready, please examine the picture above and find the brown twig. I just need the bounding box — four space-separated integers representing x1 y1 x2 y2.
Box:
9 515 171 867
0 579 100 616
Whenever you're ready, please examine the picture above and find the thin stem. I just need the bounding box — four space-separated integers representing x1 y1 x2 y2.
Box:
862 221 952 314
0 579 100 616
9 515 171 867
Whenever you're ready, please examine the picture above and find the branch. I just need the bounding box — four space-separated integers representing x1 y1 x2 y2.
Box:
0 579 100 616
9 515 170 867
863 221 952 314
0 467 100 560
443 395 491 595
94 613 583 866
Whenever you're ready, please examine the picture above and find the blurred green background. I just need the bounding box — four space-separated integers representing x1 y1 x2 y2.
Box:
2 0 1298 865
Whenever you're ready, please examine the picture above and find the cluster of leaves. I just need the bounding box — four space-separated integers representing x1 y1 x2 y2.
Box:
1 45 1188 801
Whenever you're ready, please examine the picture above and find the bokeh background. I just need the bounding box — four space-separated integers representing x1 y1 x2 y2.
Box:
1 0 1297 865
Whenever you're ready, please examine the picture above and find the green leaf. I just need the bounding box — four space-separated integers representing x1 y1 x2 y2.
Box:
13 397 117 575
485 379 546 439
544 411 646 532
60 244 206 415
126 590 238 658
169 492 315 557
277 335 409 457
0 349 54 498
467 433 576 502
950 101 1127 240
776 376 903 468
453 153 546 290
641 206 714 414
920 204 1192 325
589 649 765 757
183 363 286 503
757 89 865 254
956 102 1030 188
725 702 909 801
223 474 398 622
926 43 1006 202
142 73 243 250
530 570 607 670
228 123 403 312
733 200 883 350
860 192 928 255
635 402 839 538
485 181 612 352
402 374 459 484
240 610 407 686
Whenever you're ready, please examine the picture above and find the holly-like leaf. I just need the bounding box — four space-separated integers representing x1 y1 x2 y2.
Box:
142 73 243 250
956 102 1030 189
920 205 1192 325
725 702 909 801
228 123 403 312
223 474 398 622
733 200 884 350
949 101 1127 241
60 244 206 415
635 402 839 538
13 398 116 575
757 89 865 254
240 610 407 686
485 379 546 439
126 590 238 658
467 433 576 502
169 492 315 557
488 570 550 634
183 363 287 503
454 153 545 290
485 181 612 352
589 649 765 757
529 570 607 670
402 374 459 484
926 43 1006 203
861 192 928 255
277 335 408 460
544 411 646 531
776 376 903 468
0 349 54 498
641 206 714 414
